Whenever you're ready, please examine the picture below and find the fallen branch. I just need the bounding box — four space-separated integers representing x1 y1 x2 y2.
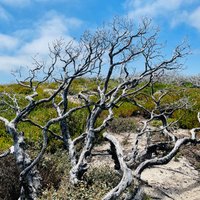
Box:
134 137 193 177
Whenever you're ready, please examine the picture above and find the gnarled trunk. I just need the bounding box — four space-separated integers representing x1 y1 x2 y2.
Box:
16 139 41 199
8 123 41 200
60 119 77 166
69 129 95 184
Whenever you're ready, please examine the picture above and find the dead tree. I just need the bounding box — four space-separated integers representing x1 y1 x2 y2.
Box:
101 85 195 199
0 36 106 198
21 37 106 172
53 36 105 166
0 47 70 198
69 17 189 184
125 83 189 166
0 76 57 199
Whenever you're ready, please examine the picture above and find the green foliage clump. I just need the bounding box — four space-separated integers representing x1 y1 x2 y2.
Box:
173 109 199 129
150 118 177 128
0 84 32 95
69 78 94 95
0 136 13 151
171 87 200 129
69 108 88 138
113 102 138 118
108 117 136 133
143 193 152 200
0 122 12 151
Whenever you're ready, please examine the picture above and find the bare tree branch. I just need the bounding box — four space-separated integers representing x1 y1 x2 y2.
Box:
103 132 133 200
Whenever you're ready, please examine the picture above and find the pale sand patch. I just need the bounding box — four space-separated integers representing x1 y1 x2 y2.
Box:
141 157 200 200
91 131 200 200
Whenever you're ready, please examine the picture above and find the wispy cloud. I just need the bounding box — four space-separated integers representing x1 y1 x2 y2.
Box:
167 5 200 32
0 55 30 71
0 34 19 51
125 0 185 19
20 13 82 56
187 6 200 32
124 0 200 31
0 12 82 72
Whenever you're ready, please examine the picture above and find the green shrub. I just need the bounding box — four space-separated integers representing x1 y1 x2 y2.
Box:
0 122 13 151
40 165 120 200
113 102 138 118
0 84 32 94
150 118 177 128
68 108 88 138
38 151 70 191
0 136 12 151
173 109 199 129
143 193 152 200
108 117 136 133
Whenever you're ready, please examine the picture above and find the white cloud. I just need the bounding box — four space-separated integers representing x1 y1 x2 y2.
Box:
0 55 31 71
0 34 19 51
168 6 200 32
38 15 69 37
188 6 200 32
126 0 189 20
170 11 188 27
20 14 81 56
125 0 200 32
0 13 82 72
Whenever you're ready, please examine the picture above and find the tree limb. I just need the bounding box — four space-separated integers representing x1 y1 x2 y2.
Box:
103 132 133 200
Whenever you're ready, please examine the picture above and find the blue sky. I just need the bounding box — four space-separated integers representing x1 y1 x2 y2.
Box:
0 0 200 83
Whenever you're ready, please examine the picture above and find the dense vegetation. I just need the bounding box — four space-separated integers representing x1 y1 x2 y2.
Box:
1 78 200 152
0 78 200 199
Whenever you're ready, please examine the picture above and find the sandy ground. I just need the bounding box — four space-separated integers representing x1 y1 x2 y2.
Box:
142 157 200 200
91 130 200 200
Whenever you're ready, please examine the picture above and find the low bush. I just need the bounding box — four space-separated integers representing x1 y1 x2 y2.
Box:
0 155 20 200
40 165 121 200
113 102 138 118
38 151 70 191
108 117 136 133
0 151 69 200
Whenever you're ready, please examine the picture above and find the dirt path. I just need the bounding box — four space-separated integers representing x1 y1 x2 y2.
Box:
91 131 200 200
